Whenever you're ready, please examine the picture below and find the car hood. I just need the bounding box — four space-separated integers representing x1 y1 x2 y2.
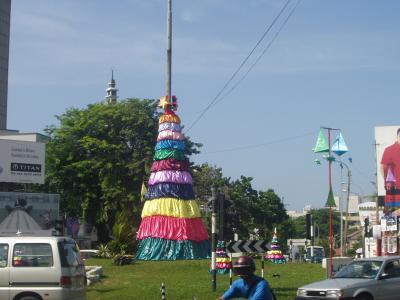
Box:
299 278 375 290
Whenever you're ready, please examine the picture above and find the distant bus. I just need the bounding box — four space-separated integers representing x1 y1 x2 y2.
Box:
305 246 325 263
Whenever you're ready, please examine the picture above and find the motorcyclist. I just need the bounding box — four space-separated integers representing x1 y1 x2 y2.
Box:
218 255 274 300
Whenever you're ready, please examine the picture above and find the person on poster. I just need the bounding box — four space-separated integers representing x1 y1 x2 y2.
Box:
380 128 400 206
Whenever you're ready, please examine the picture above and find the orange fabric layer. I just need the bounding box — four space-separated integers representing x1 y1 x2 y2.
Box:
137 216 208 242
159 114 181 125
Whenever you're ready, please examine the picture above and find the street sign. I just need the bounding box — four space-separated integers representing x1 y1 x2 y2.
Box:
227 240 271 253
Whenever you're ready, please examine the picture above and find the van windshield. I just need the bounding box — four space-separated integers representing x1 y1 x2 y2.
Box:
58 240 83 268
307 247 324 258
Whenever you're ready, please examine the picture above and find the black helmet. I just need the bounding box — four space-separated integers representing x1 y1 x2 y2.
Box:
233 256 256 277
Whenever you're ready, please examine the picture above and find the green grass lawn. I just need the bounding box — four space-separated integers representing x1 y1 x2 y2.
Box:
86 259 325 300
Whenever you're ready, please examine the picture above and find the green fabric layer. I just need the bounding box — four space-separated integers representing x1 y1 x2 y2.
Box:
154 149 186 161
136 237 210 260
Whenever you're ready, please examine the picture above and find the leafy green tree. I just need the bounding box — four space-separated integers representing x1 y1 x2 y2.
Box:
191 163 230 202
290 208 341 256
44 99 159 242
228 176 288 239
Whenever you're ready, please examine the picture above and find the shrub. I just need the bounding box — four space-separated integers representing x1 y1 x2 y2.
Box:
112 252 135 265
96 244 112 259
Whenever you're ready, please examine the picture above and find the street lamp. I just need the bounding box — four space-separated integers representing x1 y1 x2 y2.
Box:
339 161 351 256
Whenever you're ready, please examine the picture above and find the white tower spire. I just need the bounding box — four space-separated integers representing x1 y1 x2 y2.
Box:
105 70 118 104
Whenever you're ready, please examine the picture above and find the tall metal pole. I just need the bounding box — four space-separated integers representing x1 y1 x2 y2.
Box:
211 187 217 292
166 0 172 102
374 141 379 225
339 165 345 257
322 126 339 277
328 128 333 277
373 140 382 256
343 167 351 256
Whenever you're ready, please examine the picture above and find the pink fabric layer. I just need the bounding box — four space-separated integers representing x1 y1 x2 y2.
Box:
137 215 208 242
157 130 185 141
151 158 189 172
148 170 192 185
216 263 232 268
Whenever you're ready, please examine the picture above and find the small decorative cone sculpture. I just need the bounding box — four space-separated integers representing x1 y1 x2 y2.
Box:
266 228 286 264
136 97 210 260
215 241 231 274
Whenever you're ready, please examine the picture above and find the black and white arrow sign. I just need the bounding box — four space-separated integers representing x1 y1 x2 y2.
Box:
227 240 271 253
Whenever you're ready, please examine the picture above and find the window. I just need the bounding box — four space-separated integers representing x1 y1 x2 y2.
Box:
13 243 53 267
384 260 400 278
335 260 382 279
0 244 9 267
58 241 82 268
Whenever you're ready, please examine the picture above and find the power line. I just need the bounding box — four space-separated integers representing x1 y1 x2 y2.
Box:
199 130 317 154
184 0 293 134
214 0 302 106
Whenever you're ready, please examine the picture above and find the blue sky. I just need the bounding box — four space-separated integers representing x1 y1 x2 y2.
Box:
7 0 400 210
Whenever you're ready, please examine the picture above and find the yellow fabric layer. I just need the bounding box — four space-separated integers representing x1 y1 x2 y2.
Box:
159 114 181 125
216 257 231 263
141 198 201 219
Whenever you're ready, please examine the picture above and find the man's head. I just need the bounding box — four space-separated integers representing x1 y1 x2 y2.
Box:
232 256 256 278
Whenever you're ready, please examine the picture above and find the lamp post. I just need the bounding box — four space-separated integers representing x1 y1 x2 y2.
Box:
339 161 351 256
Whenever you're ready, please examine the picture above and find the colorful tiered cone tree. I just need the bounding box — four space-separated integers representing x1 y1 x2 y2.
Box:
215 241 232 274
266 228 286 264
136 96 210 260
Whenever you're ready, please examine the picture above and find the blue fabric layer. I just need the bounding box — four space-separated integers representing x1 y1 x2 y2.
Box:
145 183 195 200
136 237 210 260
155 139 185 151
158 122 182 133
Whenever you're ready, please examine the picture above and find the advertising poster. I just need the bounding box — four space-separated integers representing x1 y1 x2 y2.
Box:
375 126 400 207
0 139 45 184
0 192 59 229
358 202 383 225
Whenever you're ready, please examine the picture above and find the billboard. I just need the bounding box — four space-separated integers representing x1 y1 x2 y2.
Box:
0 192 59 229
375 126 400 207
0 139 45 184
358 201 383 225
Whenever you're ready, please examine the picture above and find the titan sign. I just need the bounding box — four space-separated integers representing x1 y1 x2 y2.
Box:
0 139 45 184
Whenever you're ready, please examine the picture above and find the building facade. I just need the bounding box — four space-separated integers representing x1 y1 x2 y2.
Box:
0 0 11 129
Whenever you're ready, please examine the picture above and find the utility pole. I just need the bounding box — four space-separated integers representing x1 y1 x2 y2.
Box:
373 140 382 256
342 166 351 256
210 186 217 292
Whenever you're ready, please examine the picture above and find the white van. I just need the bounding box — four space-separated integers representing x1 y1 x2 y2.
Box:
0 235 86 300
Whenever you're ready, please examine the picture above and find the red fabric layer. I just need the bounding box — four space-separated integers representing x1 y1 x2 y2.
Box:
151 158 189 172
137 216 208 242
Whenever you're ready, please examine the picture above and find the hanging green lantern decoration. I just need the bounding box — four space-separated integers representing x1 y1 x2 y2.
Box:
313 129 329 153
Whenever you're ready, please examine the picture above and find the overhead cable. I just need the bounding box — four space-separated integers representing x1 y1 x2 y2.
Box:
184 0 292 134
199 130 316 154
214 0 302 106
